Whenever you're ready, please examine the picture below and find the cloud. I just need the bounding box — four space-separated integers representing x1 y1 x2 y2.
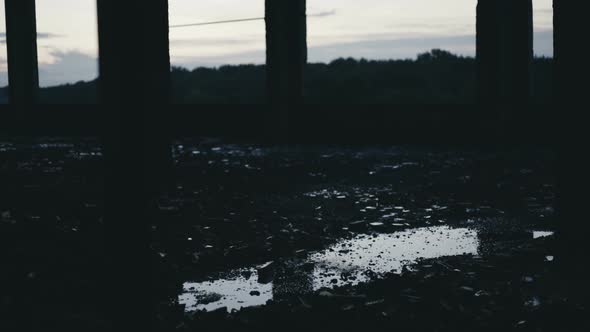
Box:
308 34 477 62
383 22 475 35
309 30 552 62
171 51 265 69
171 30 553 70
170 33 478 69
534 8 553 15
533 29 553 57
0 50 98 87
37 33 62 39
0 32 62 44
1 31 553 87
37 50 98 87
170 37 261 48
309 10 337 18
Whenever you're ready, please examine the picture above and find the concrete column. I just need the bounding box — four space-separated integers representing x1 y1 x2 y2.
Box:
3 0 39 104
553 0 588 276
477 0 533 104
97 1 171 104
96 1 171 331
553 0 581 103
265 0 307 137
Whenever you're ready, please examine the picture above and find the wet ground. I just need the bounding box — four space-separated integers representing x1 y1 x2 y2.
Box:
2 138 586 331
179 225 481 312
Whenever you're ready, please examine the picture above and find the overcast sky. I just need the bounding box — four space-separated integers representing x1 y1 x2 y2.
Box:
0 0 553 87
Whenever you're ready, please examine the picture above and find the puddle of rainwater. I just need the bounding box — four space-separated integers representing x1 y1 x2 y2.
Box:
310 226 478 289
532 231 554 239
178 225 479 313
179 269 272 313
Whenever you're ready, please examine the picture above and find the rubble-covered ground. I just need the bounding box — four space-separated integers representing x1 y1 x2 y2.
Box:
1 138 586 331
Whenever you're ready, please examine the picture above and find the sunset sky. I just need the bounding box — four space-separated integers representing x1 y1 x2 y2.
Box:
1 0 554 87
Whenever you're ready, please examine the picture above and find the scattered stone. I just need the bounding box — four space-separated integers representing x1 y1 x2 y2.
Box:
342 304 355 311
257 261 275 284
365 299 385 306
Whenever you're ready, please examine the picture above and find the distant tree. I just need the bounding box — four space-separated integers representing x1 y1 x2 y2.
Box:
27 50 552 105
416 49 464 63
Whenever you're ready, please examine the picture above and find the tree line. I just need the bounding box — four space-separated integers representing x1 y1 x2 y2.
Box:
0 50 553 104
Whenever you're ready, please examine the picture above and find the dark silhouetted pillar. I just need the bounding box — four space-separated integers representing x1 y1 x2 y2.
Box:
97 1 171 331
476 0 533 104
265 0 307 137
3 0 39 104
554 0 588 277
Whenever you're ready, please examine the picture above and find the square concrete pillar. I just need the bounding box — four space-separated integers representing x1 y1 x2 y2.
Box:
553 0 589 276
3 0 39 104
265 0 307 137
96 1 171 331
477 0 533 104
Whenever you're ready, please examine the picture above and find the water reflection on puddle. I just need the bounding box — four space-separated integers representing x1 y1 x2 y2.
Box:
310 226 478 289
179 269 273 312
532 231 554 239
179 226 479 313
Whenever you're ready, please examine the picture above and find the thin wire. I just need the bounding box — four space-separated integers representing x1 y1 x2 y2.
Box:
169 17 264 28
169 12 324 29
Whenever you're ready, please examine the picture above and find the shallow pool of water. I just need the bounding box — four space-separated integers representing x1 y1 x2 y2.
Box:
178 225 479 313
179 269 272 312
310 226 478 289
532 231 554 239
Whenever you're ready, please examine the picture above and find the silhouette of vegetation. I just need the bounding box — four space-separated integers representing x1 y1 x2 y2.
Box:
0 50 553 104
305 50 479 104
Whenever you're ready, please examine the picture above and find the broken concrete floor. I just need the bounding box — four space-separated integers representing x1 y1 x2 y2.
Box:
2 138 585 331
